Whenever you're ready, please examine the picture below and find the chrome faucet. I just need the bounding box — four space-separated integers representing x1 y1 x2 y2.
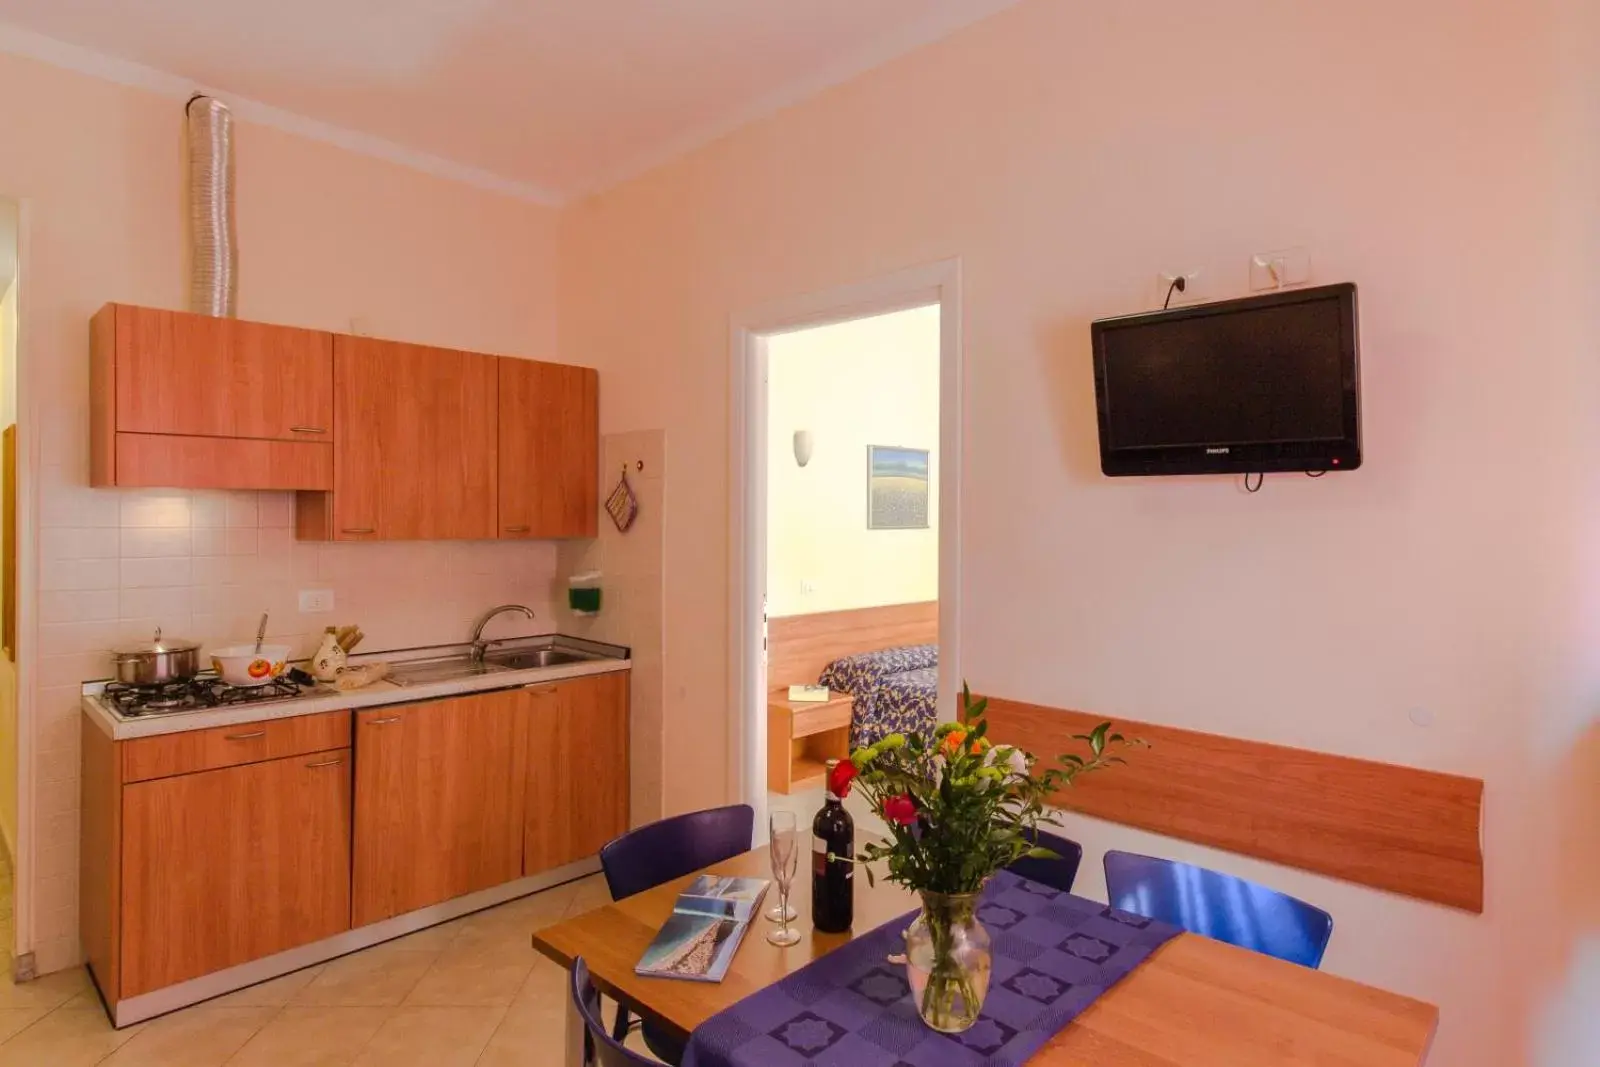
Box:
470 604 536 661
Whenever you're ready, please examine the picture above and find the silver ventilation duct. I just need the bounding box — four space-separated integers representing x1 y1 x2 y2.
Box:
185 94 237 317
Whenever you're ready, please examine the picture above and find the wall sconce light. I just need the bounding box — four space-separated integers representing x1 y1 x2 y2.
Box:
793 430 814 468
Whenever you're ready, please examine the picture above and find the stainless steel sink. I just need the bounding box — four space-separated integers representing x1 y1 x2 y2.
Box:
484 648 594 670
388 658 511 686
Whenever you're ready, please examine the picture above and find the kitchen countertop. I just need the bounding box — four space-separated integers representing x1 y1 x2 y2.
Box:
81 634 632 741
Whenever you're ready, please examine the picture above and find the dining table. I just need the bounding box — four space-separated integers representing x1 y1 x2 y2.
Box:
530 842 1440 1066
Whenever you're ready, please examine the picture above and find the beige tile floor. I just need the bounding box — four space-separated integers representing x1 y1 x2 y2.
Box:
0 867 656 1066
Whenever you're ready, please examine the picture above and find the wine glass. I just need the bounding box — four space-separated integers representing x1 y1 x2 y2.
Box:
766 810 802 946
765 810 799 924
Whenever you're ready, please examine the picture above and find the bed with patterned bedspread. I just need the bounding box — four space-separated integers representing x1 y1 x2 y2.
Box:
818 645 939 749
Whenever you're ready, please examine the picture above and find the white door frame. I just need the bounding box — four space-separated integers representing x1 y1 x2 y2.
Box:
9 197 36 974
726 258 964 816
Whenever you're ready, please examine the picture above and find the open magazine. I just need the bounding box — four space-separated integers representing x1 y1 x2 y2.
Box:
634 875 771 983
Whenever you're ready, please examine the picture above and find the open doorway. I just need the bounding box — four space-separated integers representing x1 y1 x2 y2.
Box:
763 306 940 823
728 260 963 825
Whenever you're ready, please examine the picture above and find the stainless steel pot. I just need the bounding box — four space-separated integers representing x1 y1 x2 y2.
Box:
111 628 202 685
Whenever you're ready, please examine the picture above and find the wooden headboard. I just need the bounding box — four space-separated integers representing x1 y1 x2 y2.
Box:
767 601 938 688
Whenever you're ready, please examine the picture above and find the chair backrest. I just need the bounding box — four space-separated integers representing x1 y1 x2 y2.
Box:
571 958 658 1067
598 804 756 901
1006 827 1084 893
1103 850 1334 968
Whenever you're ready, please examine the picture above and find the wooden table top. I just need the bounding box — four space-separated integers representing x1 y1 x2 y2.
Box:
532 846 1439 1066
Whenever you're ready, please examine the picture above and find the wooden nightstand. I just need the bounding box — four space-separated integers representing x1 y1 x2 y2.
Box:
767 687 854 794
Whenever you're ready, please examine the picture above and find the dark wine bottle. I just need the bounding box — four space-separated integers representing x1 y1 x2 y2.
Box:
812 759 855 933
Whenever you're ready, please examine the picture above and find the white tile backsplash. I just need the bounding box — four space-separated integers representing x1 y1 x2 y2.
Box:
119 526 192 558
42 527 120 561
118 490 190 528
119 557 190 588
224 492 258 528
39 589 118 624
41 558 119 592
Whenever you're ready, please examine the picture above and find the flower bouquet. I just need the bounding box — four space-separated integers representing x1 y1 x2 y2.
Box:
828 685 1140 1032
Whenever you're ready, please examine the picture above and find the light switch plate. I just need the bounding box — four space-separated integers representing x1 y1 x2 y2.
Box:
299 589 335 613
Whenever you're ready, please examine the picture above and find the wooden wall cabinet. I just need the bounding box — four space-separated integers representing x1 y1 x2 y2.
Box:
498 358 598 539
82 711 353 1005
297 336 499 541
351 690 525 926
522 672 630 875
89 303 601 537
90 303 334 489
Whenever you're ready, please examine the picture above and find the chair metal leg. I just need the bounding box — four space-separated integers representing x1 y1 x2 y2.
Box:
565 978 587 1067
610 1003 633 1044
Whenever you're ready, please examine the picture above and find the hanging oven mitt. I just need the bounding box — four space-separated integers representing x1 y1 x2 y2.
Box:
605 466 638 532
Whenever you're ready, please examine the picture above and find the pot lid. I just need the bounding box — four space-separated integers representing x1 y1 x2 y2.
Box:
112 627 200 658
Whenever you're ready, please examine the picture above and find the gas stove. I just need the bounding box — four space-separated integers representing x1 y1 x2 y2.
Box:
101 671 313 717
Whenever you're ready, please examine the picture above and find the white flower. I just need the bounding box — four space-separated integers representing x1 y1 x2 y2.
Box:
1005 748 1030 778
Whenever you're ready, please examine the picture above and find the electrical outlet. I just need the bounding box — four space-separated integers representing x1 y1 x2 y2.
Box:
1249 248 1311 291
299 589 335 613
800 579 816 595
1155 271 1202 308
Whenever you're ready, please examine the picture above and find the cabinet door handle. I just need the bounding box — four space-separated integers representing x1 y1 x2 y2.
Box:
305 757 344 768
341 527 376 535
289 426 328 434
503 525 531 534
224 730 267 741
365 716 402 725
524 684 557 694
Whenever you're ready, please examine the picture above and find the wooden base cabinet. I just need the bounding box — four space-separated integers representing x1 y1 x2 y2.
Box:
121 750 353 996
522 672 630 875
81 711 356 1006
81 671 630 1021
352 691 525 927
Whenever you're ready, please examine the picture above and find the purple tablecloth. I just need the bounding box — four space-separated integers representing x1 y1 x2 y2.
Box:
681 869 1180 1067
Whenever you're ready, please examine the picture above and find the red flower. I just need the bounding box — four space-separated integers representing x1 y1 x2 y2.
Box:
883 794 918 826
829 759 859 798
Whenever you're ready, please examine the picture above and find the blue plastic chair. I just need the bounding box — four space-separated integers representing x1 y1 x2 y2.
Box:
1006 827 1084 893
1103 850 1334 968
596 805 755 1064
598 804 755 901
572 958 661 1066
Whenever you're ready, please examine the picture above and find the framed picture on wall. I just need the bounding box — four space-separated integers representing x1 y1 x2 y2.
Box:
867 445 930 529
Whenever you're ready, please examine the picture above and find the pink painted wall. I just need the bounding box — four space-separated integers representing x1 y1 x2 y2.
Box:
559 1 1599 1064
0 49 564 971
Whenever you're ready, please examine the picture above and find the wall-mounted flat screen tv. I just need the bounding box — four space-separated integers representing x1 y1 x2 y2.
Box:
1091 282 1361 476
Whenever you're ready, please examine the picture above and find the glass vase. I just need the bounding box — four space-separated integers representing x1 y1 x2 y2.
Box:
904 889 993 1033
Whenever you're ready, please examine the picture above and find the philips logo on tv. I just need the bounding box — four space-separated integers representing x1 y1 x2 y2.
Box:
1204 447 1231 455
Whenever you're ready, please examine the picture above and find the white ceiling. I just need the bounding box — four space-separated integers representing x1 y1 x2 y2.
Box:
0 0 1020 202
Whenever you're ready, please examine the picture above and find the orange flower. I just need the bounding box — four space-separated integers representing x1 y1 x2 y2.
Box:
971 737 991 755
942 728 968 755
